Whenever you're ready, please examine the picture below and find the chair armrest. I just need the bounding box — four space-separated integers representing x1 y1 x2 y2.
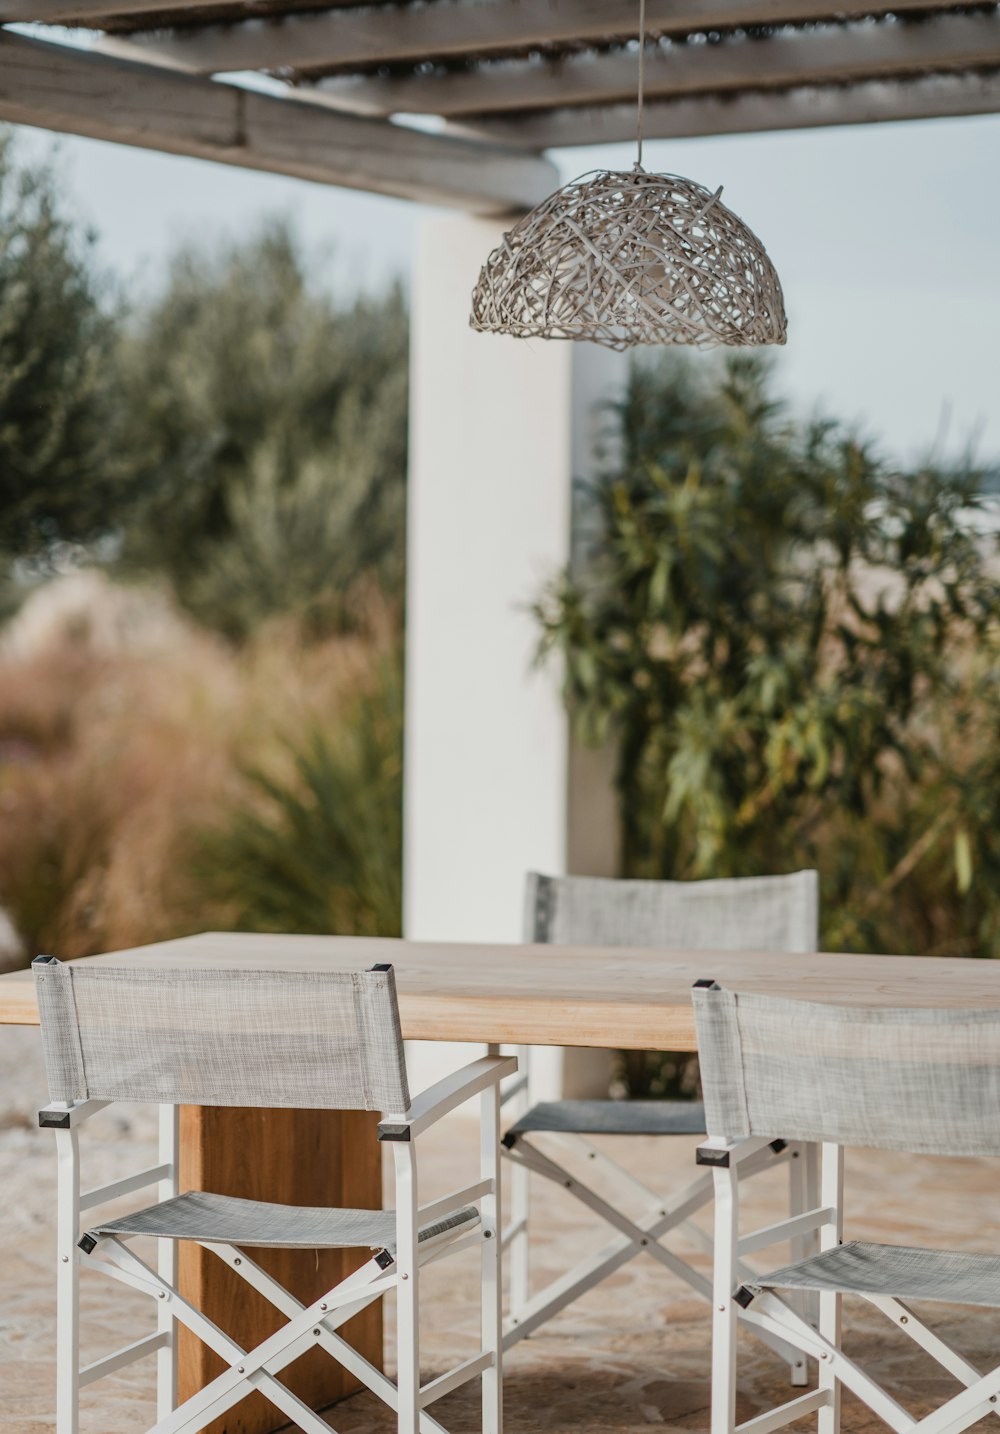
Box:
378 1055 518 1141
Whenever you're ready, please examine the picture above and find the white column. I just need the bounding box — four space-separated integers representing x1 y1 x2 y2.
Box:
404 213 624 1096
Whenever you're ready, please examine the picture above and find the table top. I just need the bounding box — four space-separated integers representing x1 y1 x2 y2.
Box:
2 932 1000 1050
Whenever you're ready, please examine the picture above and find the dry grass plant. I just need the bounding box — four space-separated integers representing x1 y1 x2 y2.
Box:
0 581 397 960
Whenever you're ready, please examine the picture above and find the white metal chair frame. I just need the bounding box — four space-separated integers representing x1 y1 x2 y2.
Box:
695 980 1000 1434
502 870 819 1384
34 956 515 1434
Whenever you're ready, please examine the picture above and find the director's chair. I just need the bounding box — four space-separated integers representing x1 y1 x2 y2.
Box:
694 981 1000 1434
33 955 514 1434
502 869 818 1383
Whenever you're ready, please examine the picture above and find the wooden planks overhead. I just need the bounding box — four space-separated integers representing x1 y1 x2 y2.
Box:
306 12 1000 118
0 0 998 208
469 69 1000 148
45 0 993 77
0 28 558 212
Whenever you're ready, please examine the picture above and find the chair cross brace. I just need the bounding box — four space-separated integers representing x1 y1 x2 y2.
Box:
207 1242 451 1433
503 1132 802 1375
740 1288 1000 1434
83 1225 488 1434
88 1236 366 1434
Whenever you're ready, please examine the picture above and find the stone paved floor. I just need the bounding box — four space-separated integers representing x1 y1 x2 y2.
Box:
3 1024 1000 1434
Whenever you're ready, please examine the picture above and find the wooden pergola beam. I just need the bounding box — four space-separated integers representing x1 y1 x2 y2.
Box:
30 0 978 76
0 29 557 214
309 11 1000 118
0 0 244 18
465 68 1000 148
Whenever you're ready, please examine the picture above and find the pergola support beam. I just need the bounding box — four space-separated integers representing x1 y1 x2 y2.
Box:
0 29 556 214
465 69 1000 147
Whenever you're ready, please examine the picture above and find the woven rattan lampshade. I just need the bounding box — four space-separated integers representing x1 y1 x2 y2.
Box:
470 166 787 351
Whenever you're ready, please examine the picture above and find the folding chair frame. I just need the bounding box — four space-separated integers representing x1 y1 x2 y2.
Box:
504 867 820 1371
706 1136 1000 1434
42 1053 514 1434
43 1096 179 1434
502 1102 814 1383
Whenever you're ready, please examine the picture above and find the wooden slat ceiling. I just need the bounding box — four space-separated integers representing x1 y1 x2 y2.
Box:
0 0 998 210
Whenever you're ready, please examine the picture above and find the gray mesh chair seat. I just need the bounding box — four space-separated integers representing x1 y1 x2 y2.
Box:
87 1190 480 1252
507 1098 707 1139
750 1241 1000 1310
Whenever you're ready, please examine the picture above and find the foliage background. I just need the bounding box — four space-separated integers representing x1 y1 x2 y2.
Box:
2 129 1000 1036
0 133 405 960
537 354 1000 967
115 223 408 640
0 134 125 582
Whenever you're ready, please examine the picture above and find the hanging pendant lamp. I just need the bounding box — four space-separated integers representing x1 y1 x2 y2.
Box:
469 2 787 351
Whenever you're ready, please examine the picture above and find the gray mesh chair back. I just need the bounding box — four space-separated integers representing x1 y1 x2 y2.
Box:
524 870 818 953
694 983 1000 1156
33 957 410 1112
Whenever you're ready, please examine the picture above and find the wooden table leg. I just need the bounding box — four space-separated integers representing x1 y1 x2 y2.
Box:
176 1107 383 1434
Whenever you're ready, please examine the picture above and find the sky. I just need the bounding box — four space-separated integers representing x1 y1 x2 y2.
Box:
12 108 1000 466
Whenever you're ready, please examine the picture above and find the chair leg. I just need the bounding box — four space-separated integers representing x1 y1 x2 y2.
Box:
394 1143 421 1434
507 1159 530 1325
482 1078 503 1434
803 1143 822 1333
157 1104 179 1421
787 1144 812 1387
817 1143 843 1434
712 1163 739 1434
55 1125 81 1434
502 1044 531 1327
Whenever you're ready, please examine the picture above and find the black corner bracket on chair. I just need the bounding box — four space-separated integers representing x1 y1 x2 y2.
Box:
38 1109 72 1129
696 1146 731 1167
377 1122 412 1142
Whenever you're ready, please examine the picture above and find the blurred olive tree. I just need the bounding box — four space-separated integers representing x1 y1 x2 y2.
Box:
536 353 1000 962
0 131 124 575
117 221 408 639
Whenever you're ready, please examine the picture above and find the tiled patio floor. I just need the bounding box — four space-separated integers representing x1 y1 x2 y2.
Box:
3 1022 1000 1434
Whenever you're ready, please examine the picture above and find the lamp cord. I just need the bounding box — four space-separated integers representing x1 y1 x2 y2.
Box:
636 0 646 170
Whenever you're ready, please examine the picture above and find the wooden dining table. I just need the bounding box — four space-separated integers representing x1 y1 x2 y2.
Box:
4 931 1000 1434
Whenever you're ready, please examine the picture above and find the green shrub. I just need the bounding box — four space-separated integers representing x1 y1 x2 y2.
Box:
538 355 1000 943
